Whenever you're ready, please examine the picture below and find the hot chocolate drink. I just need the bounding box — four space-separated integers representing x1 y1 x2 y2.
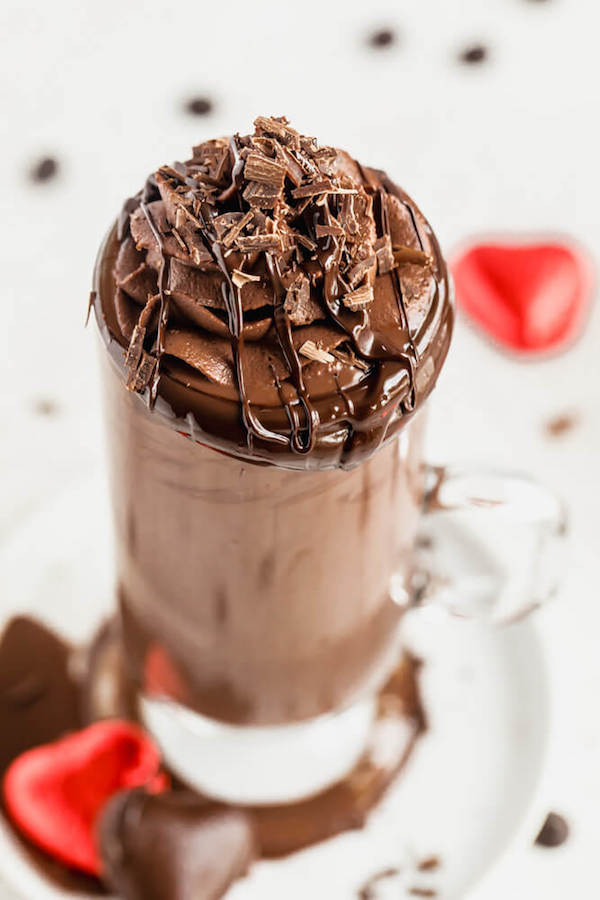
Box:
92 116 452 729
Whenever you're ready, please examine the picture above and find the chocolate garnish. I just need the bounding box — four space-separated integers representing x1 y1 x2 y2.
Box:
535 812 569 848
29 156 59 183
96 115 452 467
98 790 255 900
408 889 437 898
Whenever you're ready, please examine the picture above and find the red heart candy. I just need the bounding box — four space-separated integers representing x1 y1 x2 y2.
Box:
3 720 168 876
452 239 595 353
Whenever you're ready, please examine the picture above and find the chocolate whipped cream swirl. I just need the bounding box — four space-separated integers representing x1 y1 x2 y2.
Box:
93 116 453 469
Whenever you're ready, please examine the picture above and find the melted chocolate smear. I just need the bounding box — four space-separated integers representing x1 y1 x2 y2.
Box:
459 44 488 65
535 812 569 848
0 617 104 894
29 156 59 183
409 889 437 898
358 866 400 899
98 790 255 900
368 28 397 49
185 96 214 116
85 621 426 858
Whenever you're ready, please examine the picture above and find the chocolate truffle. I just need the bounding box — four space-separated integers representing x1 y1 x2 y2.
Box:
98 790 255 899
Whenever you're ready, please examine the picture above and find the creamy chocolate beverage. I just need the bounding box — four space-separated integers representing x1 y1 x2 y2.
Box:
92 116 452 728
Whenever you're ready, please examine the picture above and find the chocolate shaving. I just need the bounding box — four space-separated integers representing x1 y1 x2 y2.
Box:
236 233 282 253
299 340 335 364
284 274 322 325
393 246 431 266
244 151 286 188
342 284 374 311
254 115 300 149
375 234 395 274
127 351 156 392
231 269 261 288
315 221 344 238
243 181 281 208
125 323 146 371
347 255 376 289
330 347 370 371
292 180 338 199
221 210 254 247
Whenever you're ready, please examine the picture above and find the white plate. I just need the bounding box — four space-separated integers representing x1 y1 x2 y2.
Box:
0 476 551 900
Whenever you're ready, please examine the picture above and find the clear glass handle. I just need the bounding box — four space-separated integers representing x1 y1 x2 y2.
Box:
408 465 568 624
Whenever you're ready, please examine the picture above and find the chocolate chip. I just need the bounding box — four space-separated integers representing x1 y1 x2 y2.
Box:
29 156 59 183
544 412 579 438
368 28 397 49
459 44 488 65
417 856 440 872
32 398 60 417
535 812 569 848
184 96 214 116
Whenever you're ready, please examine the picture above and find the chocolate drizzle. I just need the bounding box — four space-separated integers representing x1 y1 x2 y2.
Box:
94 116 453 469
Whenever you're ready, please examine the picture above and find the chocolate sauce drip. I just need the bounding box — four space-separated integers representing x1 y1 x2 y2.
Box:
266 254 318 453
194 202 289 450
139 201 169 408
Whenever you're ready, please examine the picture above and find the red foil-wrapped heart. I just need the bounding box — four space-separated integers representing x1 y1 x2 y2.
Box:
3 720 168 875
452 239 595 353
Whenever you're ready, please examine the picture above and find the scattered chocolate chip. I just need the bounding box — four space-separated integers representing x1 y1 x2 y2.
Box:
544 412 579 438
358 867 400 899
459 44 488 65
368 28 397 49
417 856 441 872
98 790 256 900
535 812 569 848
184 96 214 116
32 398 60 417
29 156 59 183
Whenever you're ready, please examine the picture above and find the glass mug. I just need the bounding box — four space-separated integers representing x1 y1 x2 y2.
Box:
100 351 565 805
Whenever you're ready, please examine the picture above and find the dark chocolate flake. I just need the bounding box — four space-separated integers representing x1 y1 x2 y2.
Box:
236 232 282 253
244 151 286 188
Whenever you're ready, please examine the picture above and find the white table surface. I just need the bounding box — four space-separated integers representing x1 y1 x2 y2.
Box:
0 0 599 897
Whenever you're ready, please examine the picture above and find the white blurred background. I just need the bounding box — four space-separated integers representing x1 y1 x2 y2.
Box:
0 1 599 897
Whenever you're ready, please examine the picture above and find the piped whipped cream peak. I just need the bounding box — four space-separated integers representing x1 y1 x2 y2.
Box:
96 115 453 468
